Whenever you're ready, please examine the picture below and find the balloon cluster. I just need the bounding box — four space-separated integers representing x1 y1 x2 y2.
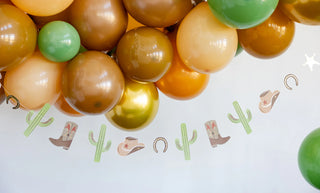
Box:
0 0 319 131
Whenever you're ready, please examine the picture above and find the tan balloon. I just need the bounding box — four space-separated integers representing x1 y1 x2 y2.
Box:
62 51 125 115
69 0 127 51
177 2 238 74
4 51 65 110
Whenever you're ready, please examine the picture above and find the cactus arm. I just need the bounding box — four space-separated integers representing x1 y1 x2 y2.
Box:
26 111 33 125
246 109 252 122
103 140 112 152
189 130 197 144
38 117 54 127
88 131 97 146
24 104 53 137
175 139 183 150
227 113 240 123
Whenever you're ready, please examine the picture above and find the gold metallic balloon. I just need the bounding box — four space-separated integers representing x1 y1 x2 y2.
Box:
123 0 193 27
62 51 125 115
69 0 128 51
279 0 320 25
105 78 159 131
0 5 37 71
4 50 65 110
176 2 238 74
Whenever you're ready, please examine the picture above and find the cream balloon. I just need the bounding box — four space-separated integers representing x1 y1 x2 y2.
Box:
177 2 238 74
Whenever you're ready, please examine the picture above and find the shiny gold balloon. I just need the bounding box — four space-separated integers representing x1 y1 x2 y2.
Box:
105 78 159 131
69 0 128 51
279 0 320 25
0 5 37 71
62 51 125 115
123 0 193 27
177 2 238 74
116 27 173 82
4 50 65 110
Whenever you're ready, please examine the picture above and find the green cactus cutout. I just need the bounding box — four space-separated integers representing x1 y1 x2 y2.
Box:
89 124 111 162
175 123 197 160
228 101 252 134
24 103 54 137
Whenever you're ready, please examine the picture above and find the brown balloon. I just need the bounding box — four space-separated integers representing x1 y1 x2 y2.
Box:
69 0 128 51
238 7 295 59
0 0 13 5
32 7 69 29
0 5 37 71
0 72 6 105
54 93 83 117
123 0 193 27
116 27 173 82
279 0 320 25
62 51 125 115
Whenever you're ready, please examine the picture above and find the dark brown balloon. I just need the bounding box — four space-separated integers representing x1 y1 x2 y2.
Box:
62 51 125 115
116 27 173 83
123 0 193 27
69 0 127 51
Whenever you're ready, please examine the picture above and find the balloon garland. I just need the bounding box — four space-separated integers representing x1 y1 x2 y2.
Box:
1 0 320 189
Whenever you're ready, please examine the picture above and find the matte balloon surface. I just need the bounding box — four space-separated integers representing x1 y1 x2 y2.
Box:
177 2 238 74
38 21 80 62
69 0 127 51
105 78 159 131
117 27 173 82
208 0 279 29
4 51 65 110
298 128 320 189
238 8 295 59
123 0 193 27
11 0 73 16
156 30 210 100
279 0 320 25
0 5 37 71
62 51 125 115
54 94 83 117
32 8 69 29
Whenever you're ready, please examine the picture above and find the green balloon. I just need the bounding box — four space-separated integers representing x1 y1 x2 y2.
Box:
207 0 279 29
298 128 320 189
235 42 243 56
38 21 80 62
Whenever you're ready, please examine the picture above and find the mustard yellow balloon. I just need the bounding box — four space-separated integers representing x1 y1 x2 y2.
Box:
11 0 73 16
177 2 238 74
105 78 159 131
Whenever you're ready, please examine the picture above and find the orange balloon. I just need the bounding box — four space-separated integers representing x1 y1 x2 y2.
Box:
0 5 37 71
4 51 65 110
238 7 295 59
11 0 73 16
279 0 320 25
127 14 144 32
0 0 13 5
31 7 69 29
54 93 83 117
176 2 238 74
156 30 210 100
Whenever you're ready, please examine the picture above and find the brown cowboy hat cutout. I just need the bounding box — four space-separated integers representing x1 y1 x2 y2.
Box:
259 90 280 113
117 137 145 156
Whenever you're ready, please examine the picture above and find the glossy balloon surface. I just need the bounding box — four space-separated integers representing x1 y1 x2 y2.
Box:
208 0 279 29
123 0 193 27
105 78 159 131
298 128 320 189
62 51 125 115
11 0 73 16
54 94 83 117
177 2 237 74
156 30 210 100
69 0 127 51
238 8 295 59
279 0 320 25
117 27 173 82
0 5 37 71
4 51 65 110
38 21 80 62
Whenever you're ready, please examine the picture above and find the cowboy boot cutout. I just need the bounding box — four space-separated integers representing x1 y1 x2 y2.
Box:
205 120 230 148
259 90 280 113
49 121 78 150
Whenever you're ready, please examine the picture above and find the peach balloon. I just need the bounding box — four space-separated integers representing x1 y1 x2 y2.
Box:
11 0 73 16
177 2 238 74
4 51 65 110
